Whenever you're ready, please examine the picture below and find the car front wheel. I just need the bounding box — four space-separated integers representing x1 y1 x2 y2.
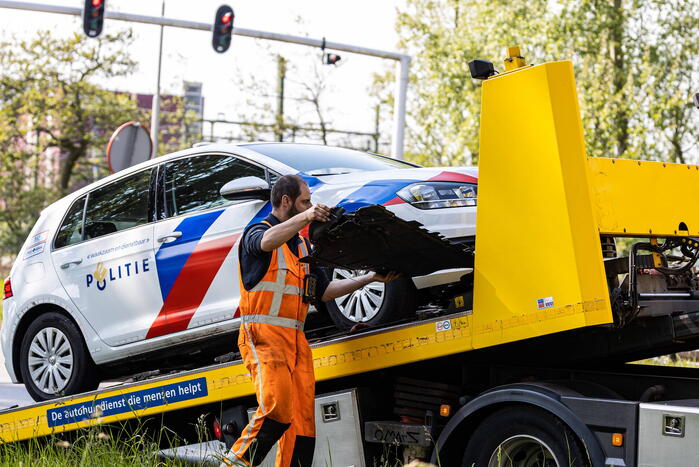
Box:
19 312 99 401
324 269 416 330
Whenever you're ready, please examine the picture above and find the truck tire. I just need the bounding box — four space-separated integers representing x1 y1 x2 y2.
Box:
324 269 416 330
19 312 99 401
462 406 589 467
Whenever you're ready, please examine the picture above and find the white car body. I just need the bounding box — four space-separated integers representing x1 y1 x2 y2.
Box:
2 143 477 383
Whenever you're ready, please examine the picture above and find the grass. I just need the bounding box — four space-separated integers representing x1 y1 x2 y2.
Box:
0 421 437 467
0 428 185 466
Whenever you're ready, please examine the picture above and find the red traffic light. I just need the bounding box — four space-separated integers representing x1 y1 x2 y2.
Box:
212 5 234 53
323 53 341 65
83 0 106 38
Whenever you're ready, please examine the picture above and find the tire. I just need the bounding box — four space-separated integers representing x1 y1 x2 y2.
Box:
462 406 589 467
19 312 100 401
324 269 417 330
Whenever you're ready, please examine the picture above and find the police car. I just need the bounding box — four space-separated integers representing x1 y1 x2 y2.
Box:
2 143 477 400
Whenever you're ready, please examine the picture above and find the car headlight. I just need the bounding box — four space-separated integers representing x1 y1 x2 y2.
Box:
397 182 477 209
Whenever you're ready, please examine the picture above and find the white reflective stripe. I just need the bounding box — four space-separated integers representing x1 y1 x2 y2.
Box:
277 246 286 269
249 282 302 295
221 450 248 466
229 323 264 461
241 314 304 330
267 269 287 317
299 239 310 274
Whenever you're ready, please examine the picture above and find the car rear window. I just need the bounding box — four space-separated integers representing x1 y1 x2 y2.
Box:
83 169 152 240
244 143 419 175
54 196 87 249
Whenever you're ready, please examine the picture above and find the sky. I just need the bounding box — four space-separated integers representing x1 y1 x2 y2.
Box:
0 0 406 139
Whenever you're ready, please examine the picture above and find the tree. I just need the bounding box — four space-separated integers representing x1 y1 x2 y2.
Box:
0 135 55 264
0 29 141 193
389 0 698 166
0 29 146 271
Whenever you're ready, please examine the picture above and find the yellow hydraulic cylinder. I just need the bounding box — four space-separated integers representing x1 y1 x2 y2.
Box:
473 59 613 348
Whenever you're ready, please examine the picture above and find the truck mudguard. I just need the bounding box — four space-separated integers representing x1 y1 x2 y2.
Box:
431 383 606 466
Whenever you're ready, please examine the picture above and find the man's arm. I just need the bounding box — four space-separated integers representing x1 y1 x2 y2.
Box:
321 271 401 302
260 204 331 252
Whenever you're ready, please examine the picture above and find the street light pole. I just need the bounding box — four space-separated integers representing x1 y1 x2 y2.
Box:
392 57 410 160
150 0 165 157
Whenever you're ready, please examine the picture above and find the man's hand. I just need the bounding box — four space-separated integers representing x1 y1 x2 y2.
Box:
303 204 332 224
322 270 402 301
371 271 401 283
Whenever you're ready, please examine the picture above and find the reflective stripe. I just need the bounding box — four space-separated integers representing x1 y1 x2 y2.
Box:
241 314 304 331
277 246 286 268
248 245 298 317
230 322 264 461
268 269 286 317
221 450 248 466
299 238 310 275
249 282 302 295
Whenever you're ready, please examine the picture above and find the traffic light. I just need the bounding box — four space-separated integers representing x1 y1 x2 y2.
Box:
323 53 341 65
212 5 234 53
82 0 106 38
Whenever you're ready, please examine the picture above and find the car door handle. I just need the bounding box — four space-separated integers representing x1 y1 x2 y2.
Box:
60 259 82 269
157 232 183 243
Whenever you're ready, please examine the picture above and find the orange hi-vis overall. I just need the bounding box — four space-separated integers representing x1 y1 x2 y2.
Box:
222 225 315 467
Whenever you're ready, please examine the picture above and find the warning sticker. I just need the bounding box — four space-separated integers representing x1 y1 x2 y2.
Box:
536 296 555 310
46 377 207 427
435 320 452 332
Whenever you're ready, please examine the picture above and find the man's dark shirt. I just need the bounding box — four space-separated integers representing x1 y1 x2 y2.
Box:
239 214 329 304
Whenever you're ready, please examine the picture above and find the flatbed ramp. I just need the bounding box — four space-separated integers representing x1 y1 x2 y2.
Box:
0 311 472 443
5 304 699 445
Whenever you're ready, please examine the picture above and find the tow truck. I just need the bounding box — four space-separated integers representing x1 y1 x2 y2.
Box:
2 48 699 467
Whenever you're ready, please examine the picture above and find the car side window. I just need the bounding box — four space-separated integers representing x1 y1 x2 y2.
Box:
163 154 266 217
54 196 87 249
83 169 152 241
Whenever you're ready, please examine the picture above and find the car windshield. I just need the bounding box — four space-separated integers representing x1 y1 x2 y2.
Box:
244 143 420 175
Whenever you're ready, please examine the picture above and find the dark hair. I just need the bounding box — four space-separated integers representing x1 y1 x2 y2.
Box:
271 175 306 208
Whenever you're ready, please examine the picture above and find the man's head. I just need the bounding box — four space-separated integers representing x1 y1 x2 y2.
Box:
271 175 311 221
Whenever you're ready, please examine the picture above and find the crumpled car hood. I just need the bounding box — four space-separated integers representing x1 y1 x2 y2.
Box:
301 205 474 276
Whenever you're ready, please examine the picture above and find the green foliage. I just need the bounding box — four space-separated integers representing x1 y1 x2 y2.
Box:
0 150 55 259
0 30 142 192
388 0 699 166
0 30 146 267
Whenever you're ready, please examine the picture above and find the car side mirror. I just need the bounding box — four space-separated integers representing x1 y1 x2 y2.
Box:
220 176 271 201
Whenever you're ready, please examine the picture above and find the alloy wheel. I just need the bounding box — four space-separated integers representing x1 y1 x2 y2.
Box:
332 269 385 322
27 327 74 394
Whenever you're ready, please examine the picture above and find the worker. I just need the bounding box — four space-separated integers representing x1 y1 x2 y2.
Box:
221 174 398 467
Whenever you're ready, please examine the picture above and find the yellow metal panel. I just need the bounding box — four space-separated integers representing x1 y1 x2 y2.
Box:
473 61 613 348
312 314 472 379
587 157 699 237
0 314 473 443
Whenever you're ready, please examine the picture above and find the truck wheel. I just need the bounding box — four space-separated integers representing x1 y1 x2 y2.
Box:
462 406 589 467
324 269 416 330
19 312 99 401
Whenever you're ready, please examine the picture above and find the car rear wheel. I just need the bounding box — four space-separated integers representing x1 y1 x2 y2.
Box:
324 269 416 330
20 312 99 401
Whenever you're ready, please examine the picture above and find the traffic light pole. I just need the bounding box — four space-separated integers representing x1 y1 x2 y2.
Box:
0 0 412 159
